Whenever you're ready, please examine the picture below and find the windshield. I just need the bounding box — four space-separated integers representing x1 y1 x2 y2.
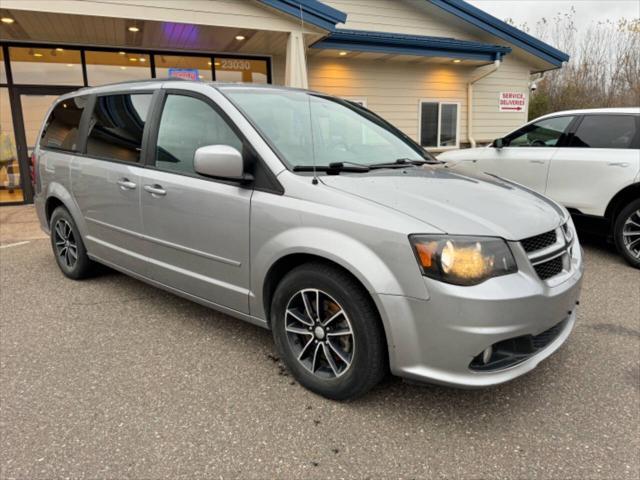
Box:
222 88 430 168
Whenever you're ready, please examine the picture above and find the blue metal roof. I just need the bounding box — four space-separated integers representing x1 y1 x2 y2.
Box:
430 0 570 66
258 0 568 67
312 29 511 62
258 0 347 31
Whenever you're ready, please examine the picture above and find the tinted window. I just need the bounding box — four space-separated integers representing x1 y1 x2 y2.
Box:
504 116 573 147
419 102 459 148
440 104 457 147
571 115 637 149
40 97 86 152
420 102 438 147
86 94 152 162
155 94 243 175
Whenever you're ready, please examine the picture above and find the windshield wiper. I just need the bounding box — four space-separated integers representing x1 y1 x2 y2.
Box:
367 158 440 169
292 158 442 175
367 159 422 169
292 162 370 174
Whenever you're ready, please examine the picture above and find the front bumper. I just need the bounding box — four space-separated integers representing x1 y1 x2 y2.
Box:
378 242 584 388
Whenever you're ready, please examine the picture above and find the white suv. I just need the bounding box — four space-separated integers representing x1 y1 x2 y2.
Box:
439 108 640 268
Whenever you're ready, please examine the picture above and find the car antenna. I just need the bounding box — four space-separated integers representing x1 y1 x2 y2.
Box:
297 3 318 185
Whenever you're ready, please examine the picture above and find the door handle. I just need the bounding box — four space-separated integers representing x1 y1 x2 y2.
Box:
143 184 167 196
607 162 629 167
529 160 545 164
117 178 137 190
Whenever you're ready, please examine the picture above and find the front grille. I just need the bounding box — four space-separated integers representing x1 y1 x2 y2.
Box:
533 256 564 280
521 230 557 253
470 319 569 371
521 224 572 282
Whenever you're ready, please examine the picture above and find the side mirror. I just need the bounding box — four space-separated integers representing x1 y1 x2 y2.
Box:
194 145 248 181
494 138 504 149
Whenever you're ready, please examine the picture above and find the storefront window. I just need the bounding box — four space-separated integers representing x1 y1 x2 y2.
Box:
0 49 7 84
0 88 23 203
214 58 267 84
154 55 213 81
85 51 151 86
9 47 83 85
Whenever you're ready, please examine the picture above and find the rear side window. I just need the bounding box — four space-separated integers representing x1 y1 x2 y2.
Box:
40 97 86 152
570 115 637 149
86 93 152 162
154 94 243 175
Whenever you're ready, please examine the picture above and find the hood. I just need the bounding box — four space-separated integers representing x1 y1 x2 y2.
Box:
320 166 566 240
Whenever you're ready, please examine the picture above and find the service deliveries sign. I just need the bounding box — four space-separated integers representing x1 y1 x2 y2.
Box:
499 92 526 112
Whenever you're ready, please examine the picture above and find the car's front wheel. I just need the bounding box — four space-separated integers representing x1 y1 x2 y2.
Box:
614 199 640 269
49 206 96 279
271 262 387 400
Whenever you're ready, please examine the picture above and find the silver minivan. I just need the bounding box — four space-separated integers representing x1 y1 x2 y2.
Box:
34 80 583 400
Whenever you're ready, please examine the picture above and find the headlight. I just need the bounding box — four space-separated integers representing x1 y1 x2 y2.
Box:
409 235 517 286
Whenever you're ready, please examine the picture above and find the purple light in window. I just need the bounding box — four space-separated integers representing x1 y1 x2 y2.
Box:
162 22 200 46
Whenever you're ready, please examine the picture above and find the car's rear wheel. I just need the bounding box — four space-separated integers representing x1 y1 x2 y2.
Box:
271 262 387 400
614 199 640 269
50 206 96 279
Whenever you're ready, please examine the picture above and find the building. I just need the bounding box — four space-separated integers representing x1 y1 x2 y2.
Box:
0 0 568 205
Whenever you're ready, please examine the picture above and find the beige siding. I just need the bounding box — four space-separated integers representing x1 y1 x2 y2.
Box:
318 1 538 146
308 54 533 148
308 57 471 146
323 0 476 38
471 55 530 142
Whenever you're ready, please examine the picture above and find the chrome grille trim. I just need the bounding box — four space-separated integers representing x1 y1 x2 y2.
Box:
521 223 574 282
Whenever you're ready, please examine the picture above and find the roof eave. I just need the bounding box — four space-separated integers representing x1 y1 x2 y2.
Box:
312 30 511 62
430 0 570 67
258 0 347 32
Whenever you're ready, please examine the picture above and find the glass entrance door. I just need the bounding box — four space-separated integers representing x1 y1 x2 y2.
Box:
0 88 22 204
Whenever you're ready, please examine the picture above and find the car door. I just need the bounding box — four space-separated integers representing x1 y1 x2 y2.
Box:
140 89 251 313
70 91 154 274
475 115 575 193
546 114 640 216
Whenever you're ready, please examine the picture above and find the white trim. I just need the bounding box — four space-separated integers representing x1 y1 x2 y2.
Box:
418 99 461 149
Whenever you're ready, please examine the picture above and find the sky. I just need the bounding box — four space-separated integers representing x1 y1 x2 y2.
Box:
467 0 640 30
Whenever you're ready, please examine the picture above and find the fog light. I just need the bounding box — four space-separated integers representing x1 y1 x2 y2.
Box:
482 346 493 364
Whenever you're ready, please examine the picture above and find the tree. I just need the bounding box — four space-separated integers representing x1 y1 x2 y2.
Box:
509 9 640 119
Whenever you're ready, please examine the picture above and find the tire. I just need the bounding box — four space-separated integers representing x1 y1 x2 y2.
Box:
614 199 640 269
271 262 387 400
49 206 96 279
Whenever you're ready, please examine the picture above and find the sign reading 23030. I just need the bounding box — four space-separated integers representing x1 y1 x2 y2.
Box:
219 59 252 70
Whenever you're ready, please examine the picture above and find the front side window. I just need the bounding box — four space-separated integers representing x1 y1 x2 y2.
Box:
155 94 243 175
86 94 152 163
40 96 86 152
420 101 459 148
504 116 573 147
224 89 427 168
570 115 637 149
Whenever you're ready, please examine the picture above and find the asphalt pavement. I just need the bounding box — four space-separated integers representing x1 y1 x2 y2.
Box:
1 224 638 478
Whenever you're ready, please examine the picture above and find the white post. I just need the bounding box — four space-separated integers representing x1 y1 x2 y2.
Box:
285 30 308 89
